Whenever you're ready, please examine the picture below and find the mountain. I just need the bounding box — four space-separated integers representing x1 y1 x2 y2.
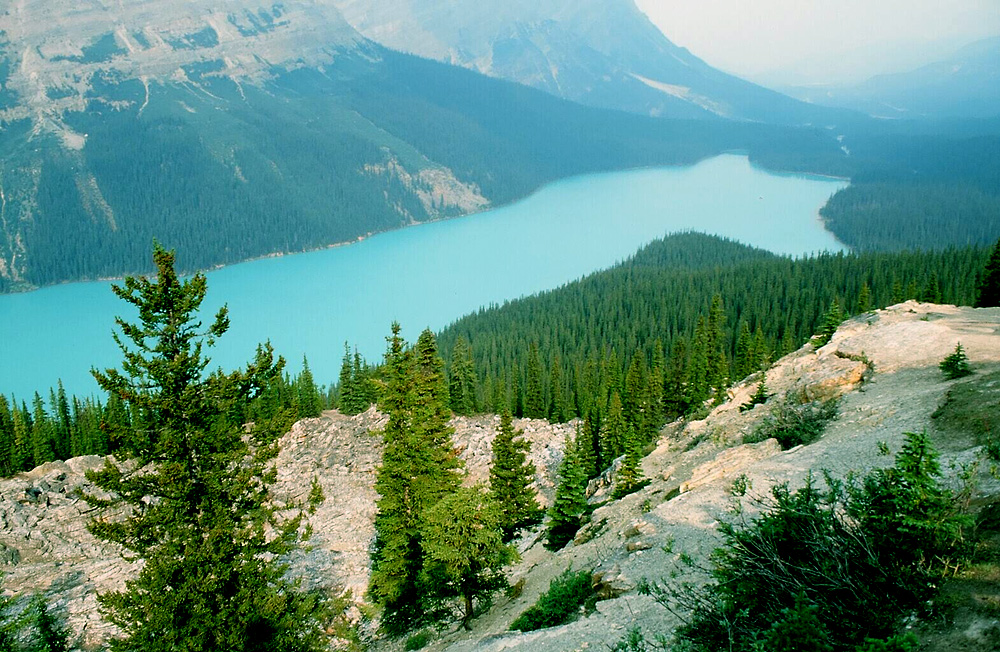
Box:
786 37 1000 119
327 0 853 125
0 0 850 292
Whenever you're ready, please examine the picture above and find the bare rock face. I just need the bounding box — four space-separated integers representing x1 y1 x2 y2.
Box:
0 407 576 648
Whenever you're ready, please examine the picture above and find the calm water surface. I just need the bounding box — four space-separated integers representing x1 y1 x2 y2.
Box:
0 155 846 399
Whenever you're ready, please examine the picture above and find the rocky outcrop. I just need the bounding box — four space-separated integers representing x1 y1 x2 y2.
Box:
3 302 1000 651
0 408 575 648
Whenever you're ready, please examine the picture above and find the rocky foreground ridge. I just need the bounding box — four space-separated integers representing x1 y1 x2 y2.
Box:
2 301 999 650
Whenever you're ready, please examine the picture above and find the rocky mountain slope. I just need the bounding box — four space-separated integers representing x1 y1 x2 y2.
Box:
327 0 854 125
3 301 998 650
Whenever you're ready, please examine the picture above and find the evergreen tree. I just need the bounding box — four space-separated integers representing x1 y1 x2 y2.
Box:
612 424 645 499
857 283 873 313
369 325 463 634
734 321 753 381
686 317 710 408
545 432 588 551
812 298 845 348
921 273 942 304
0 397 12 477
336 343 358 414
890 278 905 304
296 356 323 419
448 336 478 416
600 393 627 463
623 355 648 436
649 341 667 426
30 393 55 468
975 238 1000 308
524 342 545 419
706 295 729 403
83 245 329 652
420 487 515 630
664 336 689 418
489 412 543 540
574 422 598 481
939 343 973 380
548 354 565 423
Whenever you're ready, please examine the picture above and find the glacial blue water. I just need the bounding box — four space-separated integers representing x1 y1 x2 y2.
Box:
0 154 846 399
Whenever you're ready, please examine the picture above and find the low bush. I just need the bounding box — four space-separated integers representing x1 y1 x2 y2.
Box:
744 399 838 449
639 432 972 652
509 569 595 632
404 630 432 650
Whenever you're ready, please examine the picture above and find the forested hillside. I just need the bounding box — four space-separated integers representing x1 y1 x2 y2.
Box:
430 233 987 424
818 131 1000 250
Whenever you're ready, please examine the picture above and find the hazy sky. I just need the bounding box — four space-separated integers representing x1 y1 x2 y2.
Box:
635 0 1000 86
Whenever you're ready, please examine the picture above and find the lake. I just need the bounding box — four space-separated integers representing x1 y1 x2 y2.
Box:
0 154 847 399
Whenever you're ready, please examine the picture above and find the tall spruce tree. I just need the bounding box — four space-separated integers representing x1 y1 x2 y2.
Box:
544 432 588 551
612 424 646 499
369 325 463 634
600 392 627 463
84 245 329 652
448 336 478 416
489 412 543 540
524 342 545 419
975 238 1000 308
296 356 323 418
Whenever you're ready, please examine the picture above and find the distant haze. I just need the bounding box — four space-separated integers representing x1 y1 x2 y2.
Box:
635 0 1000 86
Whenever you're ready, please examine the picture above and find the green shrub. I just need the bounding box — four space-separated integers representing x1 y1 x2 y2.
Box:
939 343 973 380
643 432 971 652
744 399 837 450
854 632 919 652
404 630 432 650
739 376 770 412
509 569 595 632
762 593 833 652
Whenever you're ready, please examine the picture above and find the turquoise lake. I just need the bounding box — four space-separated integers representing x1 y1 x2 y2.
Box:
0 154 847 399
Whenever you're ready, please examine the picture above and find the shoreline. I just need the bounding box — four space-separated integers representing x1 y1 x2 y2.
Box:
0 153 851 296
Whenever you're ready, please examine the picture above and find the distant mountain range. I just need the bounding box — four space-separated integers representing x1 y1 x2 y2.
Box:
328 0 854 125
0 0 849 291
785 37 1000 120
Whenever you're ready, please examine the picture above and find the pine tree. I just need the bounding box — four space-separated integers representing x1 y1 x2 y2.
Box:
600 392 626 463
975 238 1000 308
30 394 54 468
296 356 323 418
448 336 478 416
734 321 753 381
921 273 942 304
623 354 649 436
939 343 973 380
336 343 358 414
857 283 873 313
489 412 543 540
524 342 545 418
0 396 12 477
706 294 729 403
420 486 515 630
83 245 329 652
664 336 689 418
370 325 463 634
612 424 645 499
891 279 905 304
574 422 598 481
548 354 565 423
812 298 844 348
686 317 710 408
545 432 588 551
